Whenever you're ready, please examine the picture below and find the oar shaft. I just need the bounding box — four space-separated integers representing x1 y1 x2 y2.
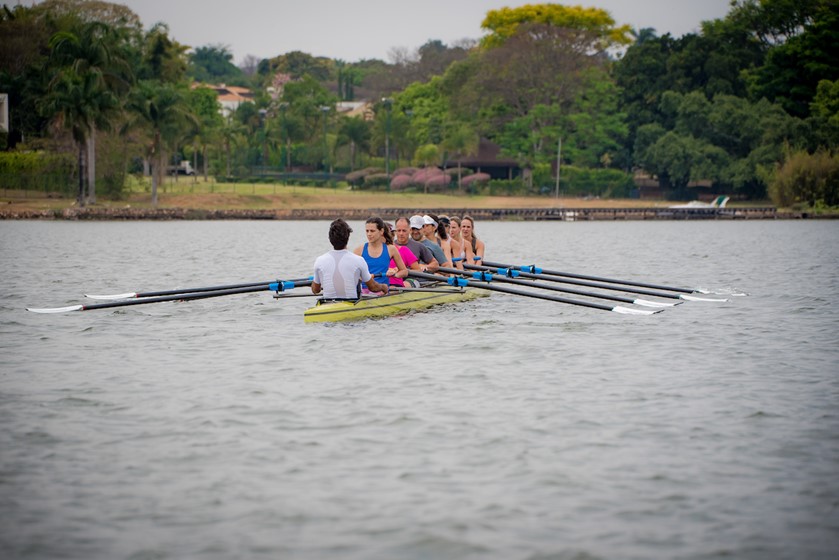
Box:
465 263 681 300
480 260 694 293
30 279 312 313
82 285 275 310
436 266 640 305
408 271 628 313
88 277 312 300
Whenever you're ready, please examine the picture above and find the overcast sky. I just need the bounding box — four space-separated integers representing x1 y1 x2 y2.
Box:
25 0 733 64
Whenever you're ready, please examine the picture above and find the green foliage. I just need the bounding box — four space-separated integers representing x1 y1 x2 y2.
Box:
743 1 839 117
137 23 188 83
557 166 635 198
264 51 331 81
188 44 244 85
484 178 527 196
481 4 632 49
810 79 839 148
413 144 440 167
0 152 76 180
95 129 131 198
768 149 839 207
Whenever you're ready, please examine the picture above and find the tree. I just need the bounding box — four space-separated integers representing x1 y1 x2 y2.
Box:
810 79 839 148
37 0 141 28
188 44 244 85
337 116 371 171
187 86 223 179
40 20 131 205
216 116 247 177
124 81 196 206
639 130 730 197
136 23 188 84
441 121 479 189
745 2 839 117
564 70 628 168
39 68 114 205
480 3 632 49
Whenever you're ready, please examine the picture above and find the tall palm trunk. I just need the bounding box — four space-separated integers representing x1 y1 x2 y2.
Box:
151 131 161 207
77 138 88 207
87 128 97 204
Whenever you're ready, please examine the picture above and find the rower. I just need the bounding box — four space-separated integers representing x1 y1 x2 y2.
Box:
395 216 439 273
447 216 466 270
312 219 389 299
353 216 408 294
426 213 454 268
412 214 448 269
460 215 485 264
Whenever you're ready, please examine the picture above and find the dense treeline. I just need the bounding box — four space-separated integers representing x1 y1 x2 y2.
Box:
1 0 837 207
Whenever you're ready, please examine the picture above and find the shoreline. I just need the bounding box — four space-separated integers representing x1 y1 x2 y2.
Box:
2 206 834 221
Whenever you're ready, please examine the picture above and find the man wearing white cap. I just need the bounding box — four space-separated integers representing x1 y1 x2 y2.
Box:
419 214 450 268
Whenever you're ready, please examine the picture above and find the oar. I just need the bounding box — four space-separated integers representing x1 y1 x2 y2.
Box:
465 263 726 302
408 271 661 315
436 267 677 308
480 260 698 293
85 277 312 300
27 280 311 314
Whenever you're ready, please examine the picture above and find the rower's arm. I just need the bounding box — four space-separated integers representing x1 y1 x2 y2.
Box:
423 256 440 273
365 278 389 294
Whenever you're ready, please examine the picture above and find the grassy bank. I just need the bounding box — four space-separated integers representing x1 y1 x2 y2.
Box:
2 177 762 213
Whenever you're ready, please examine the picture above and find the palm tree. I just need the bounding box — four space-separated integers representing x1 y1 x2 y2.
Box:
45 21 132 205
217 117 247 178
39 68 116 206
337 116 372 171
442 123 479 191
124 80 196 206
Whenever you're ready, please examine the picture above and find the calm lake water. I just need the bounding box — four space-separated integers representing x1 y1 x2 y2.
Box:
1 219 838 560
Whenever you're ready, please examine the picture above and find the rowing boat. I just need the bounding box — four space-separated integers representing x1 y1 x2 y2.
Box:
301 285 489 323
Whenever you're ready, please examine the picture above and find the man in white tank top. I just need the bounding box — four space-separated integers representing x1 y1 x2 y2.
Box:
312 219 389 299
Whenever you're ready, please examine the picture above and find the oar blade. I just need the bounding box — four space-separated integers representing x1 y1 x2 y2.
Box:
26 304 84 314
612 306 662 315
680 294 729 302
634 298 680 308
84 292 138 300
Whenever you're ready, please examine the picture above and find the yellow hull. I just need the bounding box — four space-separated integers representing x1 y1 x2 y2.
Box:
304 286 488 323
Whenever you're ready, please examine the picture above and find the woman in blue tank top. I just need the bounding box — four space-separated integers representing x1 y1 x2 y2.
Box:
353 217 408 292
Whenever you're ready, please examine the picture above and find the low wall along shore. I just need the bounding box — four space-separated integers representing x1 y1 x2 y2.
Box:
0 206 830 220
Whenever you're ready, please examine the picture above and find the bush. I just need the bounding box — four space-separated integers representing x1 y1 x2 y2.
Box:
390 174 413 191
557 166 635 198
0 150 75 193
362 173 390 189
769 149 839 208
485 179 527 196
461 173 491 187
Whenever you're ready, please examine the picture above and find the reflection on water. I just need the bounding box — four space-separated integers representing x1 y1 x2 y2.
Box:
1 220 838 559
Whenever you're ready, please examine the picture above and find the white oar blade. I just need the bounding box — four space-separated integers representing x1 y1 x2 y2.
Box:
26 305 84 314
85 292 138 300
695 288 748 297
680 294 729 302
633 298 679 308
613 306 661 315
